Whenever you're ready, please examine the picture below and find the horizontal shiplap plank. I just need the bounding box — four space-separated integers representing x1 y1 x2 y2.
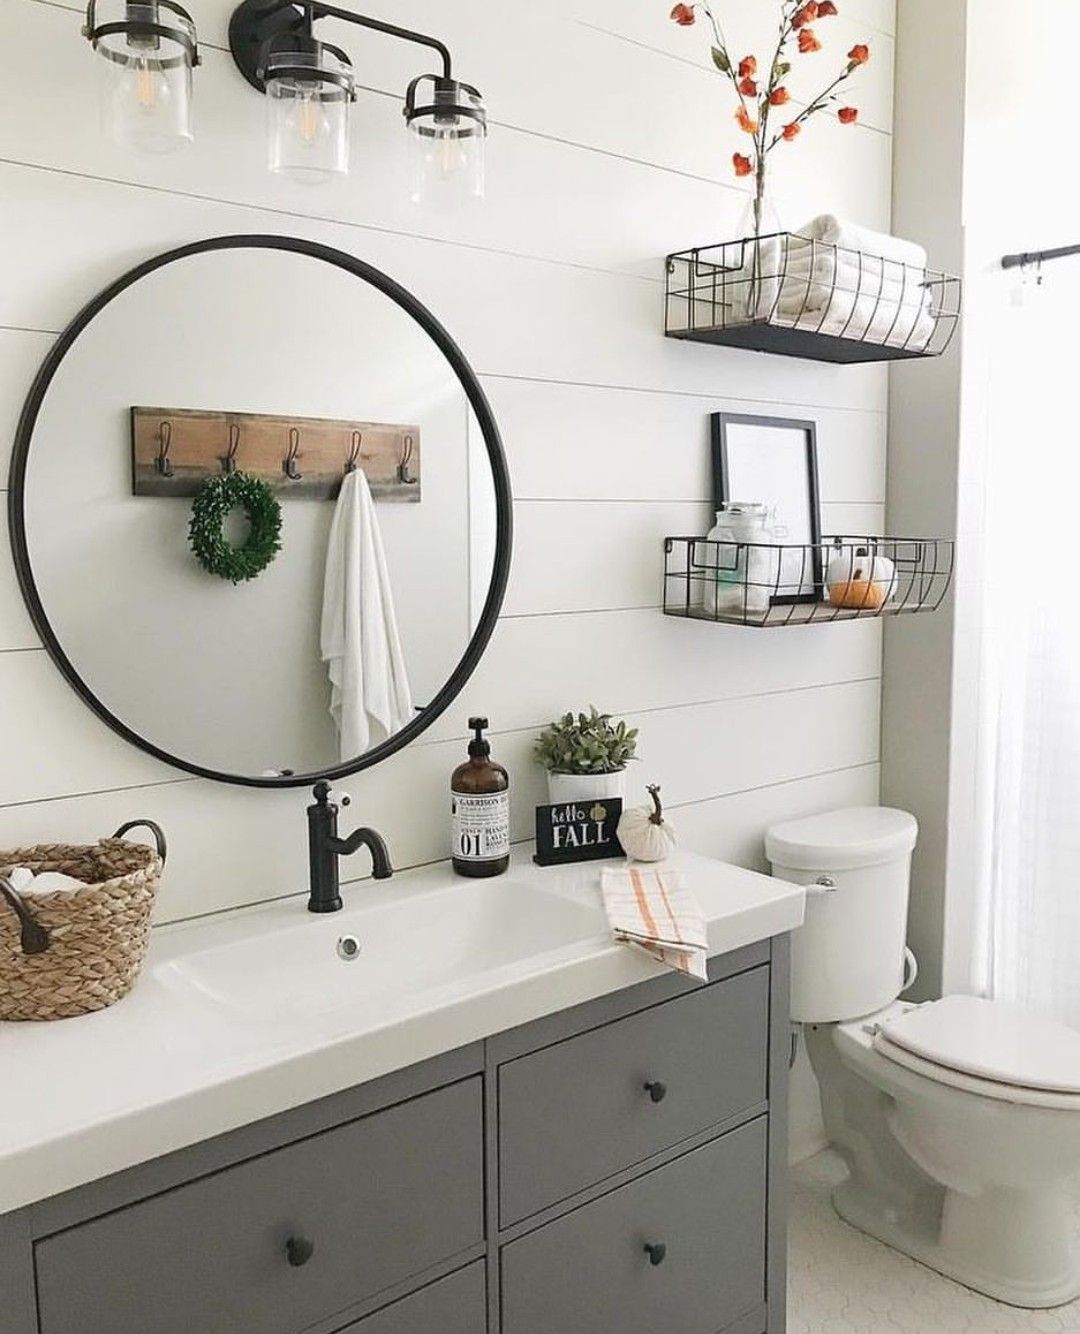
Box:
0 678 879 921
485 377 887 503
0 164 889 412
506 500 709 616
670 762 881 873
430 607 882 744
0 652 172 805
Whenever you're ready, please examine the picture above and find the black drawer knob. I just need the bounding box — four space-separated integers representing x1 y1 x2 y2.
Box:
643 1080 667 1103
285 1235 315 1268
643 1241 667 1267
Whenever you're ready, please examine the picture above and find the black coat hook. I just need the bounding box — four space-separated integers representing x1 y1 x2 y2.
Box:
156 421 174 478
345 430 362 474
222 422 240 474
283 426 303 481
398 432 417 484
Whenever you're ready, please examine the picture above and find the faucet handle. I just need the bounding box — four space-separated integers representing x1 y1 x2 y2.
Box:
310 781 351 809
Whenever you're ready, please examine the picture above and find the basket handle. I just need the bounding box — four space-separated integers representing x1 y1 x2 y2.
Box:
113 820 168 867
0 874 51 955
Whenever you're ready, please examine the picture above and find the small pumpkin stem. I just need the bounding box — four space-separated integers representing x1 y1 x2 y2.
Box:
646 784 664 825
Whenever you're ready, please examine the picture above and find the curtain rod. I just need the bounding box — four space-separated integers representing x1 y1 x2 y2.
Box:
1001 243 1080 271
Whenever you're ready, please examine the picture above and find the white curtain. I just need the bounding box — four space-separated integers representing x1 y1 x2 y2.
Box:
974 267 1080 1023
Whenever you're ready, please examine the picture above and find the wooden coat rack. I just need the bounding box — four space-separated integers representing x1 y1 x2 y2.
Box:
131 406 421 502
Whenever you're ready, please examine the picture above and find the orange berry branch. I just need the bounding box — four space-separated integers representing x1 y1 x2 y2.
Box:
668 0 870 233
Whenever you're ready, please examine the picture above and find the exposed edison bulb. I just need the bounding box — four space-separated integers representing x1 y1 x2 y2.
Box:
90 1 195 153
133 54 167 112
436 126 464 178
102 51 190 152
293 87 327 146
267 78 349 183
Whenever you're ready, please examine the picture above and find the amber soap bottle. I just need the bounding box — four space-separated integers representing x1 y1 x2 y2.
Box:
451 717 510 877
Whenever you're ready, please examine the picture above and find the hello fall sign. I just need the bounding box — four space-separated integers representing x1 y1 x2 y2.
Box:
533 798 626 867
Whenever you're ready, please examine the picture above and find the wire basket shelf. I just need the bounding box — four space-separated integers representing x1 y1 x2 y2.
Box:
663 535 955 628
665 233 962 364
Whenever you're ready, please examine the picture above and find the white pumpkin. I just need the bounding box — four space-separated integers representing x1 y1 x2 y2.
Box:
618 785 676 863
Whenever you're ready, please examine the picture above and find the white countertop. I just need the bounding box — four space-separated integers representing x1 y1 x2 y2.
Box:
0 850 803 1215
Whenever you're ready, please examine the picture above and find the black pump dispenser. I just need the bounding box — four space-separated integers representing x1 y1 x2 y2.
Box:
468 716 491 759
451 716 510 878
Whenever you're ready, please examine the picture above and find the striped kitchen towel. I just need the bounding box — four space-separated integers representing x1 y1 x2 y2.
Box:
600 866 708 982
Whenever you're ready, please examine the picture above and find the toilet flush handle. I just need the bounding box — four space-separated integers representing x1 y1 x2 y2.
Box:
902 947 919 992
807 875 837 894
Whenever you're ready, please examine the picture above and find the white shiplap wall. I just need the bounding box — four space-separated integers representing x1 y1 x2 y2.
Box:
0 0 892 939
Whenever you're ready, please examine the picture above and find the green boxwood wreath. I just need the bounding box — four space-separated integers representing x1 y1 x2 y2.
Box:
188 472 282 583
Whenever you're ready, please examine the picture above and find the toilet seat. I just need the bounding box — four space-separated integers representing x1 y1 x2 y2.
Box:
872 995 1080 1109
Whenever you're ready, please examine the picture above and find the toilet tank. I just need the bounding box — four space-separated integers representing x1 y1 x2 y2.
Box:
765 806 918 1023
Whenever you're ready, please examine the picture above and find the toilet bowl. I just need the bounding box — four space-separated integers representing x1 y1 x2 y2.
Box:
768 806 1080 1309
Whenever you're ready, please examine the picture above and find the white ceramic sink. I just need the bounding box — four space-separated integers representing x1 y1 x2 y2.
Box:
157 877 608 1025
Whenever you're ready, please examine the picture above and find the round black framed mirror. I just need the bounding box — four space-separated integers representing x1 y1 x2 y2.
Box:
8 235 512 787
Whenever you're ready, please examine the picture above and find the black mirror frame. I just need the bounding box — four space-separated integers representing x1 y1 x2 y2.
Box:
7 234 513 789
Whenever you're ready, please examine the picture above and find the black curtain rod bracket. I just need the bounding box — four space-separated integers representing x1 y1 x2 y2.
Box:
1002 243 1080 272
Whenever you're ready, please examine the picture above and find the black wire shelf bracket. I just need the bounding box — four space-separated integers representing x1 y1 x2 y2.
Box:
665 232 962 365
663 535 955 628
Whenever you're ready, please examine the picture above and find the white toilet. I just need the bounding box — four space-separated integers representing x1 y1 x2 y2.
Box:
767 806 1080 1309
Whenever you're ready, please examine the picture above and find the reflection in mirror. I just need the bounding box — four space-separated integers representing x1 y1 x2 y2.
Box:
20 244 501 781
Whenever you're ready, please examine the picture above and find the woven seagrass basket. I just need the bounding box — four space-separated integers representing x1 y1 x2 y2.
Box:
0 820 166 1022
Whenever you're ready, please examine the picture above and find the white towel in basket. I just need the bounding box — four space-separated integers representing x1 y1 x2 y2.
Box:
738 215 936 350
3 866 85 896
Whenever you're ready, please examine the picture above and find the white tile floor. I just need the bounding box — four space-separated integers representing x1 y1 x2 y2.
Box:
789 1151 1080 1333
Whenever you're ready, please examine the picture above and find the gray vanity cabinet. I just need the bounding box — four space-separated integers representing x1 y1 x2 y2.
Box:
34 1079 484 1334
500 1119 767 1334
336 1263 487 1334
0 936 790 1334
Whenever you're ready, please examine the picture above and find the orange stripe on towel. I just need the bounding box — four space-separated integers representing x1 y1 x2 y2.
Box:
656 872 684 945
629 867 660 939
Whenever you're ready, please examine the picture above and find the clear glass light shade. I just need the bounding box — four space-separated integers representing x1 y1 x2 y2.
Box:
265 47 353 185
406 80 486 209
89 0 196 153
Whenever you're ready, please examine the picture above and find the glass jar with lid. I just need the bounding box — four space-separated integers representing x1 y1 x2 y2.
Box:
699 502 779 617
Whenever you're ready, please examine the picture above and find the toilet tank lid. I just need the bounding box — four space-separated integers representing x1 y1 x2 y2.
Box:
765 806 917 871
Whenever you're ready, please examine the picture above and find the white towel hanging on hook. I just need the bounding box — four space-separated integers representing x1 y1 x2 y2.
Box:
320 469 414 761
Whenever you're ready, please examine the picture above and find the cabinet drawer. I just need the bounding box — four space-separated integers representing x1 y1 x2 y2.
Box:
501 1118 767 1334
336 1262 486 1334
498 966 768 1224
35 1078 483 1334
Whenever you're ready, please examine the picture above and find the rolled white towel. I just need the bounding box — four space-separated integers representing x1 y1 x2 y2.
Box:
773 291 934 350
793 215 928 271
776 249 930 311
3 866 86 896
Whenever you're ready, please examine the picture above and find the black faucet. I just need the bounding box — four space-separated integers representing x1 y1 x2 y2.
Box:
306 781 393 913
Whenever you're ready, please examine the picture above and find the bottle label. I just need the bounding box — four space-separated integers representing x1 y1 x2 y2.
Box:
452 789 510 861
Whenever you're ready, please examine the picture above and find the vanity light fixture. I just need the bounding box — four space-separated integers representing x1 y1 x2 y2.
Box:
83 0 201 153
229 0 488 197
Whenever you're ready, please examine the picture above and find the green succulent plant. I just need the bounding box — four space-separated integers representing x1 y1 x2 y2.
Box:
534 707 639 775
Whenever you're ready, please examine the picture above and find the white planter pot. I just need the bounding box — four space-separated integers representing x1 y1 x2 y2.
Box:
546 769 626 806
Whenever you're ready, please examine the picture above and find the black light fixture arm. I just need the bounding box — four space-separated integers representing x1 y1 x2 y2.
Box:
304 0 452 78
228 0 454 92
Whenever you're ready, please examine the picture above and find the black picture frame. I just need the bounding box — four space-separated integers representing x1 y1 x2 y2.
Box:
8 234 514 790
710 411 823 604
